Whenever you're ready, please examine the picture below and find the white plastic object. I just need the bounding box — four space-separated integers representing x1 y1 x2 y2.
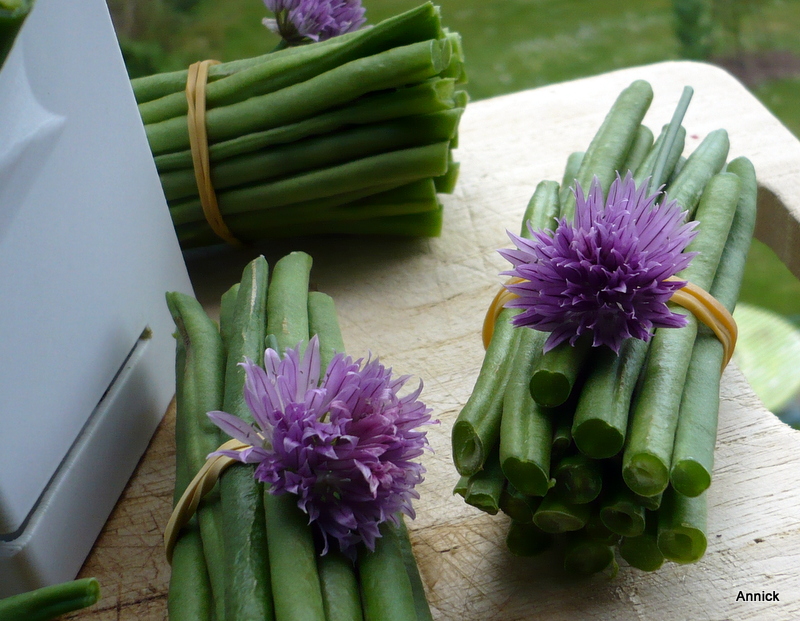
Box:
0 0 193 596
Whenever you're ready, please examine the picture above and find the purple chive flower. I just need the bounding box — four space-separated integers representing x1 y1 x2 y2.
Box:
208 335 433 556
499 172 699 354
263 0 366 45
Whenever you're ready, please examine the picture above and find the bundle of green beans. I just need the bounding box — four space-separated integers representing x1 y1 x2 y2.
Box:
452 80 758 575
166 251 433 620
133 3 466 249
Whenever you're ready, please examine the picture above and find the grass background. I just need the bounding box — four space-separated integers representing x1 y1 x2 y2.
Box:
110 0 800 410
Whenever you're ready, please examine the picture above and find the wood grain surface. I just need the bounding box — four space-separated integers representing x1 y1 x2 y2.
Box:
68 61 800 620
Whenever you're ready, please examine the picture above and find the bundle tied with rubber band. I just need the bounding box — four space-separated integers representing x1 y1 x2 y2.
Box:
165 252 437 621
132 2 466 249
451 80 758 576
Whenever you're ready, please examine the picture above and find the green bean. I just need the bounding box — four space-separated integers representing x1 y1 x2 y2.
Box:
307 290 363 621
572 337 649 459
359 521 418 621
261 252 324 620
502 178 562 484
452 307 521 476
169 324 213 621
161 109 463 202
532 489 591 534
219 283 240 354
134 2 443 111
563 532 616 576
505 521 553 557
665 129 729 217
218 257 274 621
552 453 603 505
464 448 505 515
500 328 552 497
267 251 313 352
264 493 327 621
619 512 664 572
453 475 469 498
670 157 757 497
559 151 584 204
499 483 542 524
620 125 654 177
154 78 458 172
200 203 442 246
433 157 460 193
501 182 562 491
529 334 592 408
583 510 621 546
146 39 451 155
308 291 346 368
170 141 450 228
599 485 647 537
657 488 707 564
623 172 741 497
168 526 214 621
166 292 227 619
551 410 573 458
0 578 100 621
560 79 653 221
396 517 435 621
318 552 364 621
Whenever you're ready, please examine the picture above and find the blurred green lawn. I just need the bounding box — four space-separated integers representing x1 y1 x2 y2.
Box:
113 0 800 324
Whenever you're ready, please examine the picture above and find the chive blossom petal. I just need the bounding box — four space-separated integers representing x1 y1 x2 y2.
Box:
208 334 434 556
499 172 698 354
263 0 366 45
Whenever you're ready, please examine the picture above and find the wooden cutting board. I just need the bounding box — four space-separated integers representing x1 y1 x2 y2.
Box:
68 61 800 620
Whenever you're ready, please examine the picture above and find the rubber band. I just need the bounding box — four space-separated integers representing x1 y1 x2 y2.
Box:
482 277 525 349
186 60 242 247
483 277 737 371
164 438 249 563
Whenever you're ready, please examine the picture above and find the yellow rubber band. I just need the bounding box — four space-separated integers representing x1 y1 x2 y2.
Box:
483 277 737 371
665 276 737 371
164 438 249 564
186 60 242 247
482 277 525 349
